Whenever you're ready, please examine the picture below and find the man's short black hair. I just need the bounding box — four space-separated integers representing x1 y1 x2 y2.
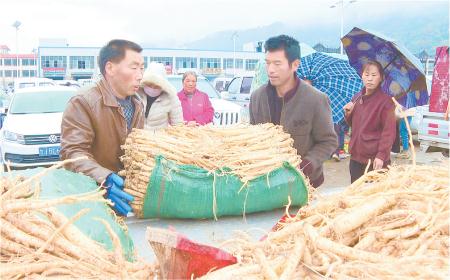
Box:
98 39 143 76
264 35 300 63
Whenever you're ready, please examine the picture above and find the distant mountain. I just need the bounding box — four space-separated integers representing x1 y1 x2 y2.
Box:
184 8 448 55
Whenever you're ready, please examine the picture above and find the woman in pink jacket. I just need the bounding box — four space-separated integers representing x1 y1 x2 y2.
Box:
177 71 214 125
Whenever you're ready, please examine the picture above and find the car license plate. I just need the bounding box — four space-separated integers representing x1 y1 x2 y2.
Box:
39 146 60 157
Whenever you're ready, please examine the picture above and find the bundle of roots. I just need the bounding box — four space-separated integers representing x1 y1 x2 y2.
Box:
200 163 450 279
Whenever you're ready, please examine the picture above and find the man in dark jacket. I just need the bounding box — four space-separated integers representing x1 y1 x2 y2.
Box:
249 35 337 188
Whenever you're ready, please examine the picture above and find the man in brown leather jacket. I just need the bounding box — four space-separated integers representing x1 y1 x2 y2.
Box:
61 39 145 215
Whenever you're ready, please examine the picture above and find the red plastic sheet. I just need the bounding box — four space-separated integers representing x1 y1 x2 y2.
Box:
148 228 237 279
429 46 449 113
176 236 237 279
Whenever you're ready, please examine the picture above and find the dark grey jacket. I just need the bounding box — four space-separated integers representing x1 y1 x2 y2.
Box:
250 82 337 187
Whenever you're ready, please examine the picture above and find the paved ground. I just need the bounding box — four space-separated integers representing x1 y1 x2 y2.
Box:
127 145 448 262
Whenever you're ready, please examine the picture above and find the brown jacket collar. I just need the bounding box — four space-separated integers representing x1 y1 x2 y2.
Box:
97 78 143 107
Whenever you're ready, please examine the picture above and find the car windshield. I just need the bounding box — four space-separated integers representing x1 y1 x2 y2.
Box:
9 90 76 114
167 77 219 99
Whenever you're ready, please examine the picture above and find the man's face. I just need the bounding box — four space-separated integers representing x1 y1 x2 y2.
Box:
265 49 299 87
107 49 144 98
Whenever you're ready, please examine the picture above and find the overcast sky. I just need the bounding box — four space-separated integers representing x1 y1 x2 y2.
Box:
0 0 448 53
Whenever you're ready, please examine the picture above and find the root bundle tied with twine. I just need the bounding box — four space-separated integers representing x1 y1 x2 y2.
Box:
198 163 449 279
120 123 301 218
0 159 156 279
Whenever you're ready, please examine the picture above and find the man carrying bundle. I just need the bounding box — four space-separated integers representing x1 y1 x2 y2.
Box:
249 35 337 188
61 39 145 215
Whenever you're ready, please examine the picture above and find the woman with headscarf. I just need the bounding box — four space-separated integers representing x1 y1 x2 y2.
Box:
138 62 183 130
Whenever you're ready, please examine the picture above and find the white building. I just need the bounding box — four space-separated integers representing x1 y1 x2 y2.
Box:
37 39 264 81
0 45 38 87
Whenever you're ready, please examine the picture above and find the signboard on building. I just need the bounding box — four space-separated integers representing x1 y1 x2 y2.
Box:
201 68 222 75
42 67 66 78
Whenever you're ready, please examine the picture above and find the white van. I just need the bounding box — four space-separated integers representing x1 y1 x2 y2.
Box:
0 86 77 167
12 78 56 92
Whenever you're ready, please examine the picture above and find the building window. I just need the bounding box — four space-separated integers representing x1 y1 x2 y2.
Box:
41 56 67 68
21 58 36 66
144 57 148 69
0 59 2 66
5 70 17 77
235 59 243 69
4 59 17 66
0 71 2 77
245 59 258 71
199 58 221 69
22 70 36 77
223 58 235 69
149 56 173 66
175 57 197 69
70 56 95 69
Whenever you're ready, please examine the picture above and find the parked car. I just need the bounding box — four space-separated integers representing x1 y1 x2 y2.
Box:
56 80 80 88
78 78 97 88
415 105 449 151
0 92 11 129
220 74 254 108
0 86 77 168
415 46 449 151
12 78 56 93
212 77 233 92
166 75 243 126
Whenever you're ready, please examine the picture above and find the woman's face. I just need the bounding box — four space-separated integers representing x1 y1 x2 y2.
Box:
183 74 197 93
362 65 383 90
143 82 162 96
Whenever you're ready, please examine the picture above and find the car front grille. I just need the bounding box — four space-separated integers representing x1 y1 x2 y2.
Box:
23 134 61 145
215 112 240 126
5 153 60 164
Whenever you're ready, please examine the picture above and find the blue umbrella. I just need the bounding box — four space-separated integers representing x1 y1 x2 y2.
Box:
297 52 363 123
341 27 428 105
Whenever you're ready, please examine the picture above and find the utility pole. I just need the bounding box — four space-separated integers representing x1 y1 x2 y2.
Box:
12 21 21 80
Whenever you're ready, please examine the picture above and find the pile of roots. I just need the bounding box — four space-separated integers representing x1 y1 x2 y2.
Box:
0 160 155 279
200 163 450 279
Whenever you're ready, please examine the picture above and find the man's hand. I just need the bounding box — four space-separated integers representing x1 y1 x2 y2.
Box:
373 158 384 170
343 102 354 115
105 173 134 216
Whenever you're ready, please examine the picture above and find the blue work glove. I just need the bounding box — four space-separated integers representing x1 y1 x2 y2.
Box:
105 173 134 216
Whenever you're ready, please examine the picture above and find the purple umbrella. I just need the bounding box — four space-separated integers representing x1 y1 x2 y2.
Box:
341 27 428 106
